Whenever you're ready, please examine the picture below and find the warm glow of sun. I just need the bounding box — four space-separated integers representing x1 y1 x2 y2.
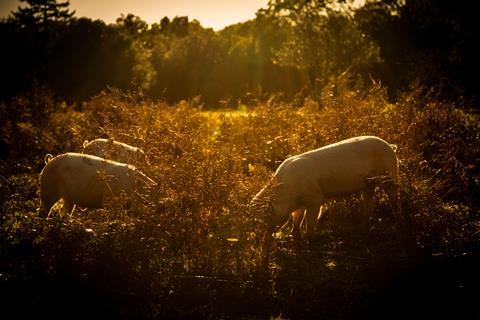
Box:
1 0 269 30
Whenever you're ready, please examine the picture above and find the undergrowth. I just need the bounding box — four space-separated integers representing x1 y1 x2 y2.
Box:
1 83 479 319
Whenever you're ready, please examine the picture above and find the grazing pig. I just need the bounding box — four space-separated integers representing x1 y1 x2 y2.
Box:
83 138 147 164
252 136 403 240
39 152 156 217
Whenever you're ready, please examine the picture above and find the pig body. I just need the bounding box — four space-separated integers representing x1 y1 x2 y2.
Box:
39 152 153 217
253 136 402 238
83 138 146 164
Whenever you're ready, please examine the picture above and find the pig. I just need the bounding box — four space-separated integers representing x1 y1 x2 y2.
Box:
39 152 156 217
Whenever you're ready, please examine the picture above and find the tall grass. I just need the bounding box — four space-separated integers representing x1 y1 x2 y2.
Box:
1 83 479 318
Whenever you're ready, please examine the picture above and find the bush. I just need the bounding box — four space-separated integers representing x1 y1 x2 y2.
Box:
1 84 479 318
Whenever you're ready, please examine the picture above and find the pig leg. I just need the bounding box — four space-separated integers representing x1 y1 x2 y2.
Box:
63 199 75 216
362 186 375 229
40 192 58 218
291 208 305 240
305 205 321 238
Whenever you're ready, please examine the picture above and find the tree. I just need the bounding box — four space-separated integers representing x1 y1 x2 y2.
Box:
115 14 155 91
355 0 480 102
46 18 122 99
258 0 380 95
1 0 75 98
12 0 74 32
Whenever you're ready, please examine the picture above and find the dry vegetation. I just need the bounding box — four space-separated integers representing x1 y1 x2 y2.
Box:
1 83 480 319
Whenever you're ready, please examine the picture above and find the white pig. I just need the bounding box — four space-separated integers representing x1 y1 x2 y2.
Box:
39 152 156 217
252 136 403 239
82 138 147 164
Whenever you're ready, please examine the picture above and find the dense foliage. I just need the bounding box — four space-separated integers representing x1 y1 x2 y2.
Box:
1 82 479 318
1 0 479 106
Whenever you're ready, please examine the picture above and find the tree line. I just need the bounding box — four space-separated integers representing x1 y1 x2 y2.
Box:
1 0 479 107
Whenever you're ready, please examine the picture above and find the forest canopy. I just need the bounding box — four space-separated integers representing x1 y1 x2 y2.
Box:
1 0 479 107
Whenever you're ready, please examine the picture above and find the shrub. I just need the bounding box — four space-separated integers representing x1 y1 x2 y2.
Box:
1 83 479 318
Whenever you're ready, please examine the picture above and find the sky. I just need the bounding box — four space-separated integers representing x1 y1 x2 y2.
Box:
0 0 269 30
